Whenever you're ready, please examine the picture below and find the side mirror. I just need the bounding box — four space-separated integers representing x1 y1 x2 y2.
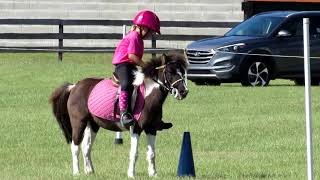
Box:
277 30 292 37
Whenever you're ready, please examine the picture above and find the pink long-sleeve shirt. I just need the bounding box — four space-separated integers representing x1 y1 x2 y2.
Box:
112 31 144 65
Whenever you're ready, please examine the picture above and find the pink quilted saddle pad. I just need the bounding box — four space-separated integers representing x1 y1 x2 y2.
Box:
88 79 145 122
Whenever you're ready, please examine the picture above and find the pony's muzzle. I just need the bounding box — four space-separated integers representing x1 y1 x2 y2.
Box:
178 89 188 100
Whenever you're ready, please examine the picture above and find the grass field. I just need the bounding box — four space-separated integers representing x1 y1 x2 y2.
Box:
0 53 319 180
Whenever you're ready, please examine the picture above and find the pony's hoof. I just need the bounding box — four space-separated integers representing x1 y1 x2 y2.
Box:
128 171 135 179
73 172 80 176
84 169 94 175
149 173 158 177
148 169 157 177
128 174 135 179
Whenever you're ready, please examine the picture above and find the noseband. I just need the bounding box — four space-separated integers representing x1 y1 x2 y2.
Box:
153 61 187 98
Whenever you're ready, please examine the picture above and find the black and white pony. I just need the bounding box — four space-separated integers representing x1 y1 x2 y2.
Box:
49 52 188 178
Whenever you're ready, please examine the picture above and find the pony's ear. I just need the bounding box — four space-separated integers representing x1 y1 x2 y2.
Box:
161 53 167 65
154 53 167 70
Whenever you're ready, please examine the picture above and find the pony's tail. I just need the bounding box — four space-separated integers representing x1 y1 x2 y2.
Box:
49 82 74 144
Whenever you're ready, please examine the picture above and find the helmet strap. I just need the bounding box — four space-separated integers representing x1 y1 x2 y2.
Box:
140 26 150 39
140 28 144 38
130 25 137 32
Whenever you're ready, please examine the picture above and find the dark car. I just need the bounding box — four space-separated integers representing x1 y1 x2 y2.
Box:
186 11 320 86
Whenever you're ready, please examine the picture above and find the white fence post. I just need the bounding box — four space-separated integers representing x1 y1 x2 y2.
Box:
303 18 314 180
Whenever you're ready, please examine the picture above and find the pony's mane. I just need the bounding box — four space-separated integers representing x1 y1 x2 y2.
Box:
142 52 187 78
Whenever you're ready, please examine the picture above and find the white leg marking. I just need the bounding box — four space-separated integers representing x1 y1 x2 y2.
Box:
71 141 80 175
127 133 140 178
115 132 122 139
81 123 96 174
146 134 157 177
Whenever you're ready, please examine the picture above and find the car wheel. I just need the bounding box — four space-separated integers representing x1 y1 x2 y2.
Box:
241 60 270 87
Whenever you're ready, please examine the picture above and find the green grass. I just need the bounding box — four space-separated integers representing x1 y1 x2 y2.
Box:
0 53 319 179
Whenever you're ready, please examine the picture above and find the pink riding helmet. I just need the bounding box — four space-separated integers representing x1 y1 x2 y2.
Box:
133 10 161 34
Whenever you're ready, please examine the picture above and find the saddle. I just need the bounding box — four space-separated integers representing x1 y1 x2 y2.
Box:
87 76 145 122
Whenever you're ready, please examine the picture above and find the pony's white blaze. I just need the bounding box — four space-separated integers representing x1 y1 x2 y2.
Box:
178 69 188 90
146 134 157 177
128 133 140 178
71 141 80 175
173 69 188 100
81 123 96 174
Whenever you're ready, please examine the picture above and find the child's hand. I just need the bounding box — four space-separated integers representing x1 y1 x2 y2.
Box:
129 54 145 67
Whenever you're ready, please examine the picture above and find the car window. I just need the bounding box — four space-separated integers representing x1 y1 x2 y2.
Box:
225 15 284 37
279 18 303 37
310 18 320 37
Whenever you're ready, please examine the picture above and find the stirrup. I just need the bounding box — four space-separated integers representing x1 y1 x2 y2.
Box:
120 112 134 128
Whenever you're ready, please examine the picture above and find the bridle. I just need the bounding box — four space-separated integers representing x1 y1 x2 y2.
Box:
152 61 188 98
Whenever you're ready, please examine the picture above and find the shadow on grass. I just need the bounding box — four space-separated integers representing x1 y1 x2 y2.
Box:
161 172 288 180
241 172 288 179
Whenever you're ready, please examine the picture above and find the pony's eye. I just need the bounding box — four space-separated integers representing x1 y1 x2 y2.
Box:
166 68 175 74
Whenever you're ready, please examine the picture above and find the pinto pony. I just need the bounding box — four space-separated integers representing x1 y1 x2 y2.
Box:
49 52 188 178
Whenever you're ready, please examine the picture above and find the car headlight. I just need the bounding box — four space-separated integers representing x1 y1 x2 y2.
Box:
215 43 246 52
